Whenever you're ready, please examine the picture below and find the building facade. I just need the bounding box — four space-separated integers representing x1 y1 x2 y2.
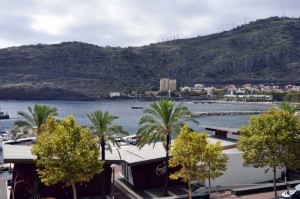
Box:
160 78 177 92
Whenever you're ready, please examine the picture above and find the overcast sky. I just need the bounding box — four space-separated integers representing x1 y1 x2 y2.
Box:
0 0 299 49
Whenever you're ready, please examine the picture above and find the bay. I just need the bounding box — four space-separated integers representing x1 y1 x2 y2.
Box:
0 100 277 166
0 100 276 134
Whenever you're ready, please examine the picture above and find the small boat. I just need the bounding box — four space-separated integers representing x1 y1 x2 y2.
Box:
0 108 9 119
131 105 143 109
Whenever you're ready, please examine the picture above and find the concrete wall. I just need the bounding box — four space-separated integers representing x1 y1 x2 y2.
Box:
206 151 283 187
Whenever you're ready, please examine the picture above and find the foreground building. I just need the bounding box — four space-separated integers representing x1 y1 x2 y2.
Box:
3 142 121 199
3 126 283 198
118 127 282 188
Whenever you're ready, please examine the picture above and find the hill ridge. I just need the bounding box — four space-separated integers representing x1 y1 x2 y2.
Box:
0 16 299 100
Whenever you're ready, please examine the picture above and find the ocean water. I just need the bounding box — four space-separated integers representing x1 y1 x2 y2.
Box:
0 100 277 163
0 100 276 134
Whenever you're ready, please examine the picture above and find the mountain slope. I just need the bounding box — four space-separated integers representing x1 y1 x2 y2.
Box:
0 16 300 100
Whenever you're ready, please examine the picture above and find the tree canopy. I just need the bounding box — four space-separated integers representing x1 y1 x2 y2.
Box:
137 99 195 196
14 104 58 135
279 102 299 114
237 109 300 198
169 125 228 198
86 110 127 199
31 115 104 199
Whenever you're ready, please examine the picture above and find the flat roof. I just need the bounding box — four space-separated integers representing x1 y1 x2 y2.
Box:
3 136 238 165
3 145 34 163
205 126 240 133
115 137 237 166
2 144 122 164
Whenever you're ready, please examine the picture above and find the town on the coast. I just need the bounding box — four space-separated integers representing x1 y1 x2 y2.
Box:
110 78 300 103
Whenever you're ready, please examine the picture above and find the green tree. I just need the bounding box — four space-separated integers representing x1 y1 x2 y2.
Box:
169 125 228 198
279 102 299 114
137 99 196 196
31 115 104 199
169 125 208 198
14 104 58 199
202 142 228 196
86 110 127 199
284 91 300 102
237 109 300 198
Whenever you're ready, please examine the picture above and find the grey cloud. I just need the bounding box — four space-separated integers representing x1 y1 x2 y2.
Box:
0 0 300 48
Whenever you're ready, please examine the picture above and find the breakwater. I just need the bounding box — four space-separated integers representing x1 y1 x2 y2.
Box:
191 111 264 117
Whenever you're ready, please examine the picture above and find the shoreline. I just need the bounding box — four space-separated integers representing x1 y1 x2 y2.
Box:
192 100 278 106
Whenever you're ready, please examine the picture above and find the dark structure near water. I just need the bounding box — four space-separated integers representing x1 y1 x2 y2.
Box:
3 144 117 199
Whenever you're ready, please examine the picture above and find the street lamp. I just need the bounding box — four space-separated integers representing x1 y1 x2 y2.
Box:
110 164 118 199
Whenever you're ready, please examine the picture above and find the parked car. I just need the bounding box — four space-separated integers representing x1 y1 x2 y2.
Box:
281 190 300 198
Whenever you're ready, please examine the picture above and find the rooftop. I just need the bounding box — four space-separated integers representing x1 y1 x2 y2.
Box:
3 135 238 165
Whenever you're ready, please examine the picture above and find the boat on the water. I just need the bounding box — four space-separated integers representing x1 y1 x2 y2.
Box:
0 108 9 119
131 105 143 109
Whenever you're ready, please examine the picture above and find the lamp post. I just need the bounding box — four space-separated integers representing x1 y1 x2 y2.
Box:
110 164 118 199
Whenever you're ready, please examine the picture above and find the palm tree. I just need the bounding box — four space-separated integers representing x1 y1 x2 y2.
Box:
14 104 58 199
279 102 299 114
14 104 58 136
86 110 127 199
137 99 196 196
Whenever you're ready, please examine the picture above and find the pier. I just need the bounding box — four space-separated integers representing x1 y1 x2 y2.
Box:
191 111 264 117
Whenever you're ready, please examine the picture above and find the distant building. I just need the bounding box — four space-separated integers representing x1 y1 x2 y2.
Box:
224 85 237 91
205 86 215 95
160 78 177 92
194 84 205 91
180 86 192 92
110 92 121 97
261 85 272 91
291 86 300 91
243 84 252 90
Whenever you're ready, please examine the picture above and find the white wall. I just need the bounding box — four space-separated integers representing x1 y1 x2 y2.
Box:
227 132 238 140
206 150 283 187
128 166 134 185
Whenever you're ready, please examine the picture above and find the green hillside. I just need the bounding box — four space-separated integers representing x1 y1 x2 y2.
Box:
0 16 300 100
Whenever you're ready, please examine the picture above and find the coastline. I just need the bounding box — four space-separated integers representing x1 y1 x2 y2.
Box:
192 100 278 106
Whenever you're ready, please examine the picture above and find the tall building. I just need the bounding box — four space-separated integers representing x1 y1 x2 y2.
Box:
160 78 177 92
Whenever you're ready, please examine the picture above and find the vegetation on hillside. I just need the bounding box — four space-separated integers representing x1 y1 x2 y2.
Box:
0 17 300 99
